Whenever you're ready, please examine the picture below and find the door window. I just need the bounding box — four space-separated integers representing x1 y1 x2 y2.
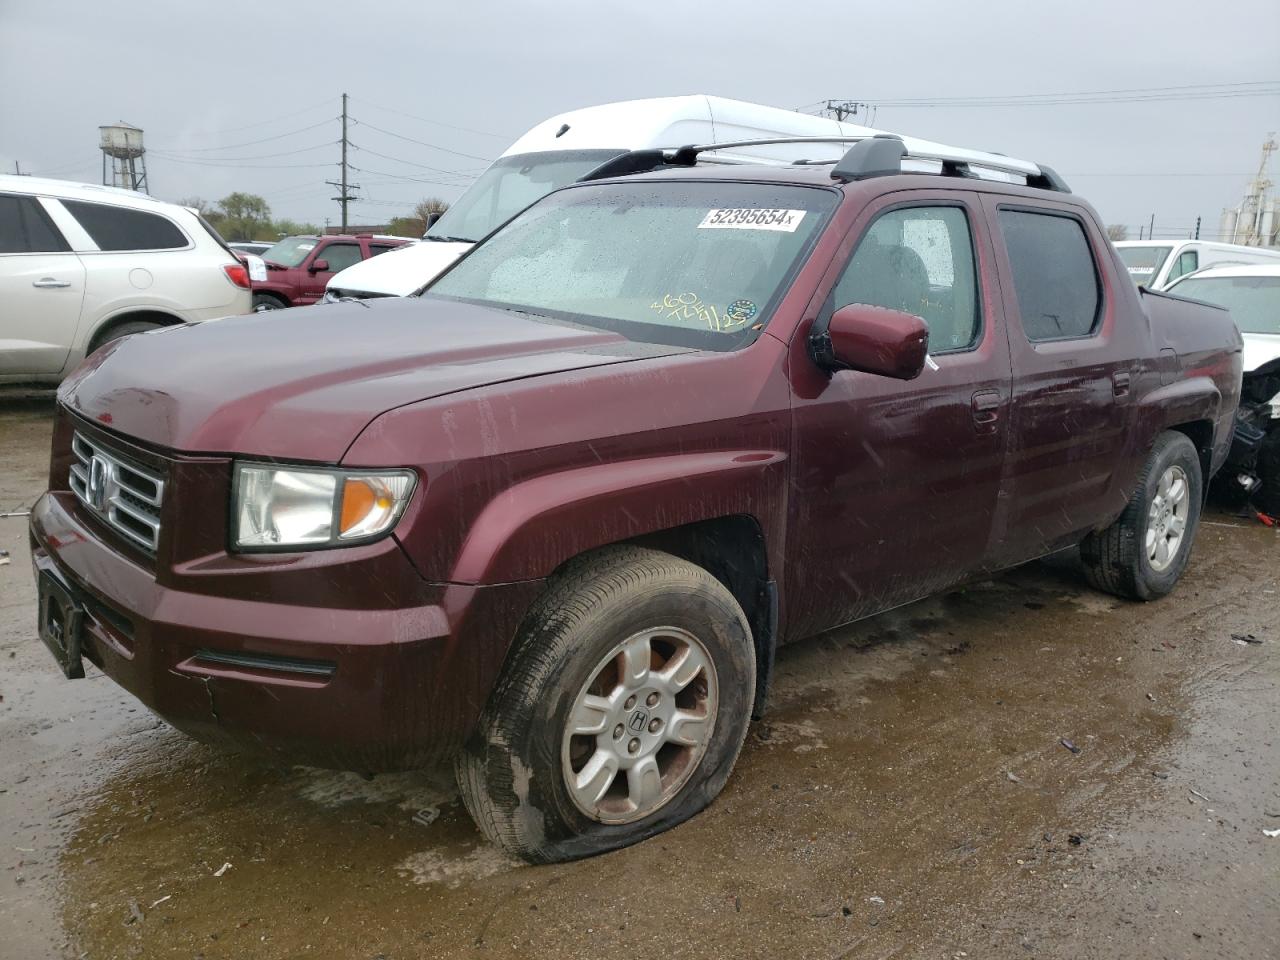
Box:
0 195 71 253
61 200 187 251
369 244 400 257
998 210 1101 341
833 205 980 352
1167 249 1199 282
318 243 361 273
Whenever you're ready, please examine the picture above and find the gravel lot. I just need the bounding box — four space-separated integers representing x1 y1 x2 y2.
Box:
2 392 1277 959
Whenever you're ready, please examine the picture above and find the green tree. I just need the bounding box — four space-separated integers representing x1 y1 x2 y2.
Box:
270 218 321 238
387 197 450 238
216 192 272 241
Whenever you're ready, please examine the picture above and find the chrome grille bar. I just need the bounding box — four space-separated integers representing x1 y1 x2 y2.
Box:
69 431 166 554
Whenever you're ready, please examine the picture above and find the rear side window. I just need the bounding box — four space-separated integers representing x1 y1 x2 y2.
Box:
998 210 1101 341
0 194 70 253
61 199 188 251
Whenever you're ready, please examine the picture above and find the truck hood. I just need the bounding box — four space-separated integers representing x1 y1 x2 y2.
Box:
60 297 684 461
326 240 469 298
1242 333 1280 373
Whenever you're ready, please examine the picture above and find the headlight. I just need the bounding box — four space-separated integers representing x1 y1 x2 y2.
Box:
233 463 416 550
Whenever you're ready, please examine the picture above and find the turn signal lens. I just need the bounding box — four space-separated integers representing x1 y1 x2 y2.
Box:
339 476 404 539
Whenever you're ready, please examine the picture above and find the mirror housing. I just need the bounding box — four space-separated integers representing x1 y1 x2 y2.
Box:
811 303 929 380
424 211 443 231
309 259 330 273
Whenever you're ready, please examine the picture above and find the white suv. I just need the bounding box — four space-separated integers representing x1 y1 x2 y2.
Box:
0 175 252 384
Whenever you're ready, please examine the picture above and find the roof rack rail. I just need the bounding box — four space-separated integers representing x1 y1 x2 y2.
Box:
583 135 1070 193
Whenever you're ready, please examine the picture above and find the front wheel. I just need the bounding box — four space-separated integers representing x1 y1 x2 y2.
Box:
252 293 286 312
455 546 755 864
1081 431 1203 600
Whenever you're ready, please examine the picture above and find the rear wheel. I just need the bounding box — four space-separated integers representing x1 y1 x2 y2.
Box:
88 319 164 354
455 546 755 864
1081 431 1203 600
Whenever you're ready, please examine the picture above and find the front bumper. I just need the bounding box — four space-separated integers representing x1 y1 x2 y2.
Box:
30 491 542 771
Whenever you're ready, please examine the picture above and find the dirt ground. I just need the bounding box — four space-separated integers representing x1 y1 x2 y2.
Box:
1 392 1277 960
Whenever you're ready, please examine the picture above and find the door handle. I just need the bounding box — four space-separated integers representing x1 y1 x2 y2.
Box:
1112 371 1131 398
32 278 71 289
971 390 1002 431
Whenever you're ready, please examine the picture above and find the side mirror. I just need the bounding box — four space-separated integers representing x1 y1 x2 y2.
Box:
812 303 929 380
309 259 330 274
424 211 443 230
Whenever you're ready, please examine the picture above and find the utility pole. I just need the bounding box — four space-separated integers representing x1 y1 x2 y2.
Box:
1194 216 1201 240
326 92 358 231
1148 213 1155 240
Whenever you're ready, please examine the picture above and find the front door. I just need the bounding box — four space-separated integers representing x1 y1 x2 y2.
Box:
980 197 1141 568
786 191 1012 640
299 241 363 303
0 194 85 376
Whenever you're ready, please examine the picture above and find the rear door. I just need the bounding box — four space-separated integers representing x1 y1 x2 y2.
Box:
981 196 1143 567
298 240 363 303
786 189 1012 638
0 193 85 376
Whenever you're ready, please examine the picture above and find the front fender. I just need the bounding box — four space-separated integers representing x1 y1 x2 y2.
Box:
448 450 788 584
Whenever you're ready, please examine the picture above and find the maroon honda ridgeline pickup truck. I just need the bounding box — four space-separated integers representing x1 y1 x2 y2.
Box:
31 137 1241 863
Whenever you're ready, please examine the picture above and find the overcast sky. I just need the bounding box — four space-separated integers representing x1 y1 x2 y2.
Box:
1 0 1277 239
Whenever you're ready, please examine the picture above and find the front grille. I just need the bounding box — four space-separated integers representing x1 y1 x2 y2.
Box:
69 431 166 554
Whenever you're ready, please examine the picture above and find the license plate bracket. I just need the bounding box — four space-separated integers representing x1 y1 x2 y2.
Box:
37 571 85 679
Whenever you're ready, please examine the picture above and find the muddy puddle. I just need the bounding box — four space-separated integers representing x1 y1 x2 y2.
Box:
2 397 1277 958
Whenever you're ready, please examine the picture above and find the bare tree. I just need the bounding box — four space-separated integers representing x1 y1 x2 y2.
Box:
1106 224 1129 242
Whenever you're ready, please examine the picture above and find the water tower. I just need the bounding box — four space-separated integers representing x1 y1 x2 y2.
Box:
99 122 148 193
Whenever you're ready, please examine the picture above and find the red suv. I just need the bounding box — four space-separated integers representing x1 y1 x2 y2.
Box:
251 234 409 311
32 136 1241 864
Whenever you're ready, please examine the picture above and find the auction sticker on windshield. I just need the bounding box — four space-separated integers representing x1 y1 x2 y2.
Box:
698 208 806 232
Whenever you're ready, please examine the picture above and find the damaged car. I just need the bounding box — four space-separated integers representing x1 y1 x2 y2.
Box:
31 134 1242 864
1167 264 1280 515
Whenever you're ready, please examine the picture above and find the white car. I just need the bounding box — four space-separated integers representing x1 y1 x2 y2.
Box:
323 94 1031 302
0 175 252 384
1114 239 1280 289
1167 263 1280 512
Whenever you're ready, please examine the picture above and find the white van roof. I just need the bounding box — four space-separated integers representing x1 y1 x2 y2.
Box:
1115 239 1280 257
503 94 1042 179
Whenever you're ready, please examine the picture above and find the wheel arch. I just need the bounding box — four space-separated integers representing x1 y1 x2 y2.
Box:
1165 419 1215 501
85 308 185 354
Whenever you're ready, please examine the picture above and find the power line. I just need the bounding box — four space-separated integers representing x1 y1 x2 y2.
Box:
846 79 1280 106
351 119 493 162
348 143 481 177
184 97 340 137
151 118 336 153
350 97 514 141
150 155 337 169
151 141 336 162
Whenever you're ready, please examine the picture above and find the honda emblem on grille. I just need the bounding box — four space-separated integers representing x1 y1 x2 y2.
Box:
86 455 109 511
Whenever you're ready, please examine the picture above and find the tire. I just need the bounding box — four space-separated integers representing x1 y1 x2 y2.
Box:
455 545 755 864
1080 431 1203 600
253 293 286 312
88 319 165 354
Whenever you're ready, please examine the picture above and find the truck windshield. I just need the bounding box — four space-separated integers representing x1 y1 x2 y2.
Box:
261 236 320 268
423 150 625 243
426 180 837 350
1117 245 1173 285
1171 275 1280 335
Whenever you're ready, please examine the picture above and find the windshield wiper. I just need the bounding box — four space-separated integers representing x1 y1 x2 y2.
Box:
423 235 476 244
